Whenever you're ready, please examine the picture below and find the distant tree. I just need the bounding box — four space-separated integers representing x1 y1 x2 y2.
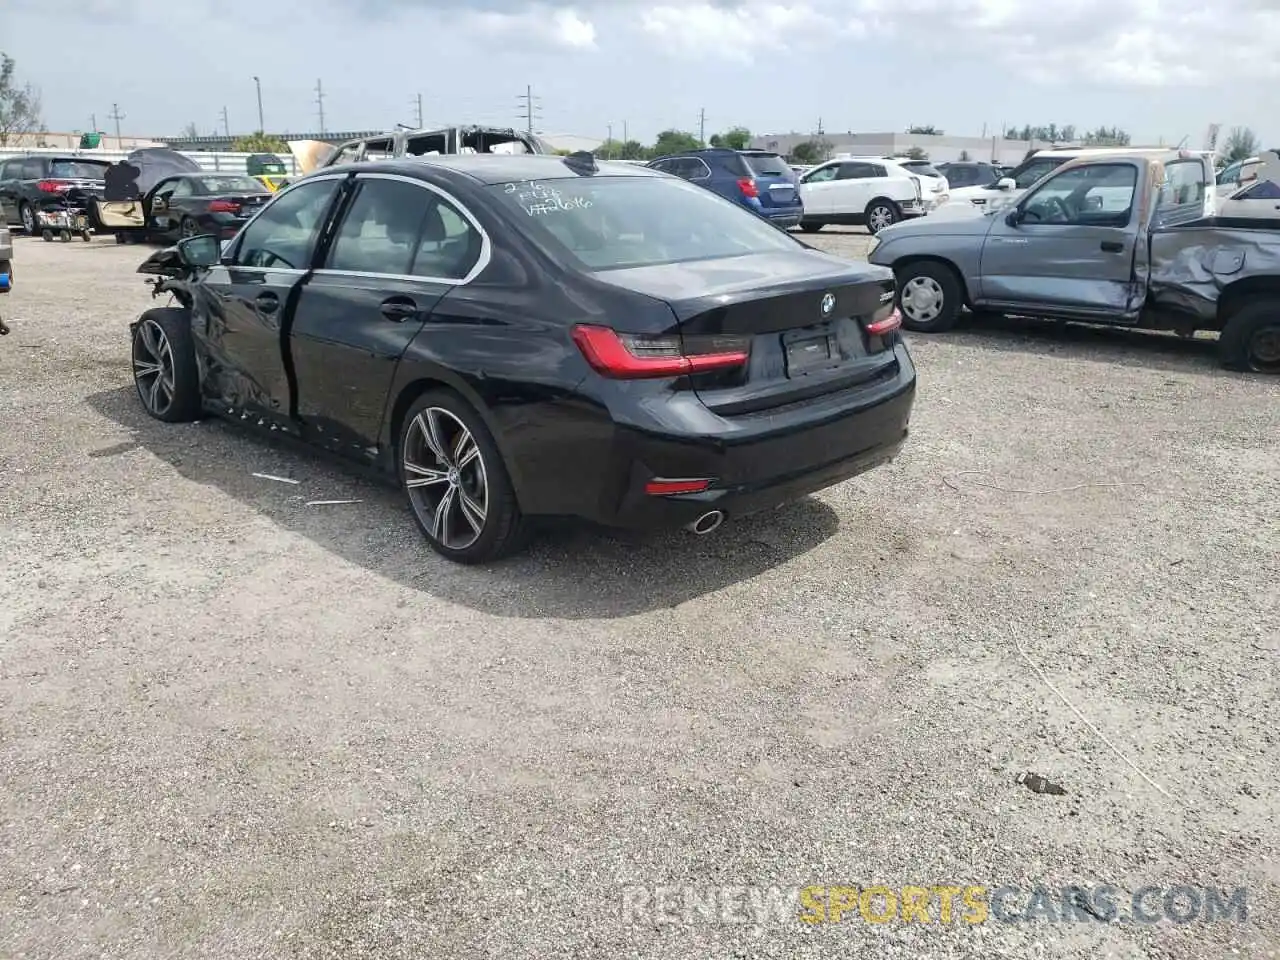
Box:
553 148 572 156
1060 125 1077 142
789 140 822 164
1222 126 1259 164
720 126 751 150
618 139 647 160
904 146 928 161
181 122 201 139
233 131 288 153
1082 126 1131 147
593 138 622 159
907 125 942 135
650 129 701 158
957 149 972 161
0 53 43 146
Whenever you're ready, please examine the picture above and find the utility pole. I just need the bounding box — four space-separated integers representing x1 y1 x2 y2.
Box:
413 93 424 128
816 116 824 135
253 76 264 132
90 113 97 133
314 79 326 134
220 106 230 137
698 107 706 146
108 103 125 141
606 123 613 158
622 120 628 147
517 85 541 135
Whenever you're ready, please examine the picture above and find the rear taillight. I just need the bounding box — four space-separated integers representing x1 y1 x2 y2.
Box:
737 177 759 199
208 199 240 213
864 308 902 336
644 478 713 496
571 325 750 379
37 180 70 194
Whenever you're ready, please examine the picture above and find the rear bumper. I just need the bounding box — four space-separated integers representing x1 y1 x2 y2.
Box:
578 342 916 529
0 226 12 263
764 210 804 228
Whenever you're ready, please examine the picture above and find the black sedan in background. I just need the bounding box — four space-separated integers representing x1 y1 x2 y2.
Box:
146 174 272 240
130 154 915 563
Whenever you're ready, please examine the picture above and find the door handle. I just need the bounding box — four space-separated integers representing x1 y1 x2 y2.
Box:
1100 241 1124 253
255 292 279 314
380 297 418 322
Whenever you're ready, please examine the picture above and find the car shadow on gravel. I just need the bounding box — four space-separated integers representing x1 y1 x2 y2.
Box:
88 385 840 619
942 312 1237 375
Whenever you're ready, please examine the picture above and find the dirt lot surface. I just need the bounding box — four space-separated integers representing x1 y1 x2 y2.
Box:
1 230 1277 960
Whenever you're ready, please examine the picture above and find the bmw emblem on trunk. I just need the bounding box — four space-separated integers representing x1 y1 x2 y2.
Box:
820 292 836 316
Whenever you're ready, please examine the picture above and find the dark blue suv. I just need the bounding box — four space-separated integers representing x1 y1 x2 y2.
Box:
646 148 803 228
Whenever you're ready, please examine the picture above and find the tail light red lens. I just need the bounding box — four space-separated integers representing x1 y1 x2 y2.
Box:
644 478 712 496
737 177 759 199
571 325 750 379
37 180 70 193
864 308 902 336
208 199 240 213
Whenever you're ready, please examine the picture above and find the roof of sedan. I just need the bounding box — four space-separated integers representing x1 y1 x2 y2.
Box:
326 154 662 185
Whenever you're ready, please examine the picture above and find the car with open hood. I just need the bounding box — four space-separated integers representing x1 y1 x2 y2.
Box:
127 153 916 563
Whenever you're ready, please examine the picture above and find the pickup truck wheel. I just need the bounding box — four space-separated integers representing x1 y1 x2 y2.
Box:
1219 300 1280 374
896 262 962 333
865 199 900 235
131 307 202 422
400 390 528 564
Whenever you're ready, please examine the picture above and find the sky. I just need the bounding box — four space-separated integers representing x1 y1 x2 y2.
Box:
5 0 1280 148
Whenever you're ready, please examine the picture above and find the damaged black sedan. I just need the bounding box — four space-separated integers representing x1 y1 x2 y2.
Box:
130 154 915 563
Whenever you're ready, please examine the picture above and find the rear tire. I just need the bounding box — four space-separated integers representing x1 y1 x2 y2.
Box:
180 216 199 239
19 202 35 235
399 389 527 564
865 198 900 235
131 307 202 422
799 221 824 233
1218 299 1280 374
895 261 964 333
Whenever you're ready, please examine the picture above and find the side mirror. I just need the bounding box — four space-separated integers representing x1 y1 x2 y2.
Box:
1005 208 1023 227
176 234 221 267
997 177 1016 191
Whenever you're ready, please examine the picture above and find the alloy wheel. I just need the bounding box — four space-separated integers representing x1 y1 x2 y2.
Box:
180 218 199 238
403 407 489 550
20 204 35 234
868 205 895 233
901 275 945 323
133 317 176 415
1248 324 1280 374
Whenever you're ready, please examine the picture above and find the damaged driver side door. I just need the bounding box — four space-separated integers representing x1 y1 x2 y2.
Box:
195 175 346 424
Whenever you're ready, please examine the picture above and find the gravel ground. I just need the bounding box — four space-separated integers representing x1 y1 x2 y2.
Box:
1 229 1277 960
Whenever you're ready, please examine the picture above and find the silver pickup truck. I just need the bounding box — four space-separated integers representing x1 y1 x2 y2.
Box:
868 149 1280 374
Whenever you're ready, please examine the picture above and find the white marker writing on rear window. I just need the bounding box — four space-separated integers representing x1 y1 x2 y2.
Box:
503 180 593 215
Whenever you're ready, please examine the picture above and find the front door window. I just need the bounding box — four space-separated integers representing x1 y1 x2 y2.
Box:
1020 163 1138 227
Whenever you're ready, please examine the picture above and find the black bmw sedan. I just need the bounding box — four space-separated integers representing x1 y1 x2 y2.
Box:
130 153 916 563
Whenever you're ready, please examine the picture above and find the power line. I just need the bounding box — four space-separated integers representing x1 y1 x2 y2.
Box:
107 103 125 140
516 85 542 135
314 79 326 134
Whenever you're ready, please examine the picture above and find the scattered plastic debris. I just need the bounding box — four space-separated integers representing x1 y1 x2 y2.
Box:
1015 772 1067 795
252 473 299 485
305 499 362 506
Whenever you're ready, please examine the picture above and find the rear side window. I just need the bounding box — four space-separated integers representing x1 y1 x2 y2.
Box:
362 138 395 161
21 158 44 179
1159 160 1207 209
232 177 341 270
677 158 712 180
489 175 798 271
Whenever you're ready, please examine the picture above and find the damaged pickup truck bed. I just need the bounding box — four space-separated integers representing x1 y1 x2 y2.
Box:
869 149 1280 373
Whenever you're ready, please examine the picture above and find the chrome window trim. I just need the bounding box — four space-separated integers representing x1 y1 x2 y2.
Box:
688 158 713 182
316 171 492 286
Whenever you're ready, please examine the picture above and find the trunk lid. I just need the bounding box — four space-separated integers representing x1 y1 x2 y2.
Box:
740 151 800 210
599 250 900 414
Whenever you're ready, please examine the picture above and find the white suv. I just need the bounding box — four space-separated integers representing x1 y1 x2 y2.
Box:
796 157 927 234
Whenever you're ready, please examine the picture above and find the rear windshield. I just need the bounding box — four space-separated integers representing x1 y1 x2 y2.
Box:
488 175 800 271
741 153 791 176
49 160 110 180
199 176 266 194
902 161 942 177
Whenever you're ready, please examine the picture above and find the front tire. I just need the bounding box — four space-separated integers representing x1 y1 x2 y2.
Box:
1219 299 1280 374
895 261 964 333
19 202 35 235
399 390 526 564
131 307 202 422
865 199 900 235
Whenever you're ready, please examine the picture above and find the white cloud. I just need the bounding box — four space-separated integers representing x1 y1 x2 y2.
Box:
639 3 850 60
465 4 598 48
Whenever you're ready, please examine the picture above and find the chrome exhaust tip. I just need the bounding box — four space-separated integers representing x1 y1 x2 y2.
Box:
686 510 725 535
